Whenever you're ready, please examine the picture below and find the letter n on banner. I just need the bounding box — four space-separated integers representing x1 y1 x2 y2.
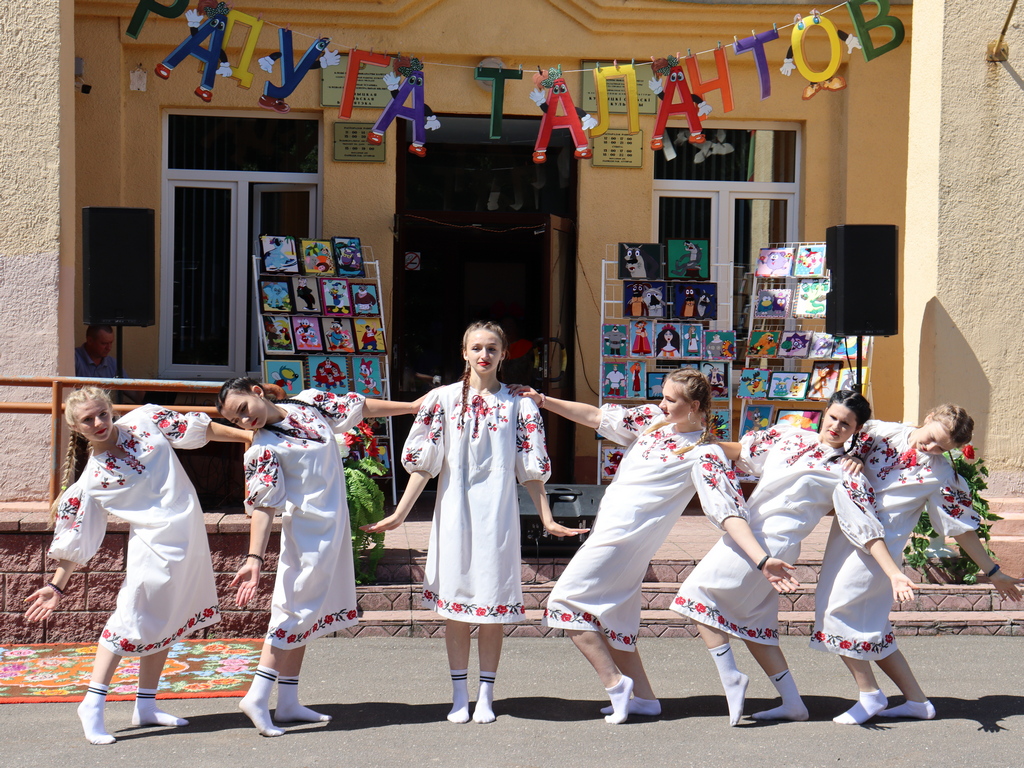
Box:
684 48 734 113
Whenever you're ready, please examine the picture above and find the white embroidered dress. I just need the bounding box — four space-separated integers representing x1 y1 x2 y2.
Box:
810 420 979 660
49 405 220 656
402 383 551 623
671 424 878 644
543 405 747 651
243 389 366 648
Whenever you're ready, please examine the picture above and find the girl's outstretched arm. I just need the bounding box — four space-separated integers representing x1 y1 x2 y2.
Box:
361 470 431 533
507 385 602 430
522 479 589 538
363 394 426 418
207 420 252 446
232 507 275 607
721 517 800 593
864 537 916 602
24 559 78 622
953 530 1024 600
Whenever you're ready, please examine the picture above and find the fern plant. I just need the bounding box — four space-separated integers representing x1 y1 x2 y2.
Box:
337 422 388 585
903 445 1001 584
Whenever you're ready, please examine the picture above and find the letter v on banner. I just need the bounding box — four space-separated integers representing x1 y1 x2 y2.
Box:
845 0 906 61
684 47 734 112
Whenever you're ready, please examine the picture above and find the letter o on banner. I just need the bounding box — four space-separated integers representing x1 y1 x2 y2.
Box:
791 15 843 82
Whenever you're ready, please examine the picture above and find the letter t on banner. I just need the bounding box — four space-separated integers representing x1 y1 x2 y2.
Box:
127 0 188 40
684 48 734 113
591 62 640 137
475 67 524 139
845 0 906 61
734 29 780 100
339 49 393 119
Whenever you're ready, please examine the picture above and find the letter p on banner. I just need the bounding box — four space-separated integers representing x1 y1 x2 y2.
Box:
846 0 906 62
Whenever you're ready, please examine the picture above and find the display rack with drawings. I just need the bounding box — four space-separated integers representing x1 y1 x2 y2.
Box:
597 240 735 483
738 242 872 437
254 235 396 502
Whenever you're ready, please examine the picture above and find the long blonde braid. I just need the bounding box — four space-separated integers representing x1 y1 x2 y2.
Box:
643 368 714 455
49 387 113 520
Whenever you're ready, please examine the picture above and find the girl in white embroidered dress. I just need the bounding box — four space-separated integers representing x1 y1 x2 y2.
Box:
813 404 1023 725
513 369 794 725
363 322 586 725
218 379 419 737
24 387 251 745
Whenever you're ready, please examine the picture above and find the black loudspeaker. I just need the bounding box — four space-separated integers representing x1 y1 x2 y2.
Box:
82 207 156 326
825 224 898 336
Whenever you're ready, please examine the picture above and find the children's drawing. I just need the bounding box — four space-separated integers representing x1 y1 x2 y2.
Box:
603 362 628 399
262 315 294 355
603 323 629 357
793 244 826 277
321 317 355 354
838 367 870 392
754 247 794 277
259 277 295 313
748 330 779 357
778 330 812 358
259 235 299 274
793 279 829 318
710 409 730 440
654 322 682 359
738 368 770 399
618 242 664 280
666 239 710 280
292 276 323 313
350 282 380 316
624 281 668 317
354 356 385 396
740 404 774 435
263 359 306 396
753 288 790 319
308 355 350 393
627 360 646 399
332 237 364 278
680 324 703 358
808 332 836 359
355 319 385 353
768 371 810 400
702 361 729 400
646 371 667 399
600 446 624 482
775 409 823 431
703 330 736 361
292 316 324 352
673 283 718 320
321 278 352 316
808 361 842 400
300 239 336 276
629 320 653 357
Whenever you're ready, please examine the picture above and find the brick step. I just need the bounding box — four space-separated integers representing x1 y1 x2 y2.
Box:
339 608 1024 639
356 581 1016 614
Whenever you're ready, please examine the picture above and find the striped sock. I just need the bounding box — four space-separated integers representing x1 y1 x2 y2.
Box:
78 682 115 745
132 685 188 727
448 669 470 723
276 675 330 723
239 665 285 737
474 672 497 724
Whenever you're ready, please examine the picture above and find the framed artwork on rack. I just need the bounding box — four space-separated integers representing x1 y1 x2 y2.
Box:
350 282 380 316
292 276 322 313
768 371 811 400
755 247 795 277
753 288 791 319
838 367 870 391
833 336 872 360
673 283 718 320
738 368 770 398
332 237 365 278
741 404 774 435
618 242 664 280
321 317 355 353
776 409 823 431
778 330 812 358
603 362 628 399
793 279 829 318
624 281 669 318
259 235 299 274
308 355 350 393
654 322 683 359
666 239 710 280
263 358 306 396
300 239 336 275
793 244 827 277
628 320 654 357
710 409 730 440
292 316 324 352
261 315 295 355
701 361 729 400
354 318 386 353
680 324 703 358
600 445 625 483
603 323 629 357
808 332 836 359
626 360 647 399
703 330 736 360
376 440 393 479
646 371 667 399
353 356 386 396
321 278 352 316
808 361 842 400
748 330 779 357
259 276 295 313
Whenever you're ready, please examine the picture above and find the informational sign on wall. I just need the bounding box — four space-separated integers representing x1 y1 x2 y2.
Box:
333 123 386 163
592 129 644 168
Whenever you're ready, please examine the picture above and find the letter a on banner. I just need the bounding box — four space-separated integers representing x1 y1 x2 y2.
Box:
684 47 734 113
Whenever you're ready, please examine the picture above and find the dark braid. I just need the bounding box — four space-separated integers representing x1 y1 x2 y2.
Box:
217 376 331 424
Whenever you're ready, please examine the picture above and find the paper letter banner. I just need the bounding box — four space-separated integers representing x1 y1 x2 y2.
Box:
734 28 781 100
339 49 393 119
684 47 734 113
371 60 429 148
155 15 228 101
791 14 843 82
223 9 265 89
264 30 331 106
532 66 591 162
475 66 524 139
650 56 705 149
591 63 640 137
127 0 188 40
845 0 906 62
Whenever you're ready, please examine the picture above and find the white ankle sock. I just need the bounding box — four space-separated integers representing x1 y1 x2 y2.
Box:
879 699 935 720
78 682 115 745
708 644 748 725
132 686 188 727
751 669 808 721
600 696 661 717
834 689 887 725
276 675 331 723
603 675 634 724
473 672 496 724
447 669 470 723
239 665 285 737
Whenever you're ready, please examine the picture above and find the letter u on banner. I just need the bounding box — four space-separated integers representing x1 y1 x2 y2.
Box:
791 15 843 82
684 48 734 113
591 63 640 137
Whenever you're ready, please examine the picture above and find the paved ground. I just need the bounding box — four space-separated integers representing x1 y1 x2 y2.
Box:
4 635 1023 768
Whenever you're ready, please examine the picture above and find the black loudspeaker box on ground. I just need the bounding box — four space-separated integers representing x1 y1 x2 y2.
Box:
824 224 899 337
82 207 156 326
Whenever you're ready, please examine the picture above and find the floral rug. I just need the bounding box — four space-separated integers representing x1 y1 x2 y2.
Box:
0 638 261 703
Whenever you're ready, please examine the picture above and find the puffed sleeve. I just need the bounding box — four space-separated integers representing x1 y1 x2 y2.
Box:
136 405 212 450
47 483 108 566
243 444 287 512
690 444 748 530
735 425 797 476
295 389 365 434
833 472 886 551
597 404 664 447
401 389 446 478
515 397 552 484
926 460 982 537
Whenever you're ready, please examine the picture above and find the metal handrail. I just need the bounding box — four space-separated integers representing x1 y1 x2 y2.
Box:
0 375 225 503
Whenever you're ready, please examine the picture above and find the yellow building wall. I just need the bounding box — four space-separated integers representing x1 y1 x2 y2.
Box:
73 0 913 479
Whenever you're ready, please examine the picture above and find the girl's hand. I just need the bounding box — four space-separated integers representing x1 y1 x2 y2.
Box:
231 561 261 607
409 394 427 413
24 585 61 622
762 558 801 593
360 512 406 533
506 384 541 405
542 520 590 538
840 456 864 475
989 570 1024 601
889 572 916 602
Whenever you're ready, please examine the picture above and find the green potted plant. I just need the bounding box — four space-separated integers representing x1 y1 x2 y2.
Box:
337 421 388 585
